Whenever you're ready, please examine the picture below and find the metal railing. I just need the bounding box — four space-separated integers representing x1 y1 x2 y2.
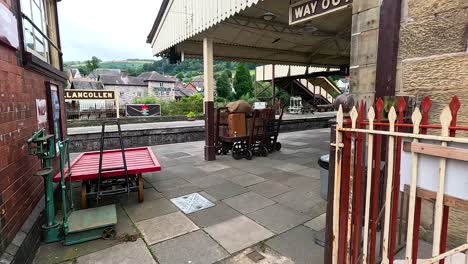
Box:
330 96 468 264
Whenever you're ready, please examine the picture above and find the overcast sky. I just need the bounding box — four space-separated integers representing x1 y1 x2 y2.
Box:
58 0 162 62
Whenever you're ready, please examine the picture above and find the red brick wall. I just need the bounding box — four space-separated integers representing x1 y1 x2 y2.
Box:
0 3 67 248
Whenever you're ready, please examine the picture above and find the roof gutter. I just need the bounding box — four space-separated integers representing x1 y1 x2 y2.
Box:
146 0 170 44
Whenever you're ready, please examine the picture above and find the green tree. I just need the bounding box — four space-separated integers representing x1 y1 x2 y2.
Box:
224 69 232 78
216 72 231 99
85 56 101 73
176 72 184 80
233 64 253 99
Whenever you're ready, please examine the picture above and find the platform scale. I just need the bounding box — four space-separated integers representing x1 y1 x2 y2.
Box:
27 129 117 245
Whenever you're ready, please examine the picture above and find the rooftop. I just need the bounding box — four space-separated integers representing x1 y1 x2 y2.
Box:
99 74 146 86
138 71 176 83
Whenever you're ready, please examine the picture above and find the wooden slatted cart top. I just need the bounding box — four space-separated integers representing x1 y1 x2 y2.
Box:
52 147 161 182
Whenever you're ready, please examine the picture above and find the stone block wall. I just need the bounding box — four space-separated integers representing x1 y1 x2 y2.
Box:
349 0 381 106
106 85 147 107
396 0 468 249
397 0 468 123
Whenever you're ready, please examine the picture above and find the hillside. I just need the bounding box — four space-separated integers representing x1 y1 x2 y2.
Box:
64 58 256 83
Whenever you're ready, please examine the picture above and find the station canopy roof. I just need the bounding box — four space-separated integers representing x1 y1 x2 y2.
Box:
147 0 352 66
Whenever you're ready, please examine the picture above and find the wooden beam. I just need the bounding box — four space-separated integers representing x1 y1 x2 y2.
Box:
402 142 468 162
404 185 468 212
375 0 402 97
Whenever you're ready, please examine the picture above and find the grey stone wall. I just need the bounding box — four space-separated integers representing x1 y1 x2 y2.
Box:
105 85 147 107
67 115 204 128
349 0 381 106
396 0 468 248
68 117 332 152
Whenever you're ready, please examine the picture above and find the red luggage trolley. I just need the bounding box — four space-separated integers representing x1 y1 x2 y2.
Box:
53 147 161 208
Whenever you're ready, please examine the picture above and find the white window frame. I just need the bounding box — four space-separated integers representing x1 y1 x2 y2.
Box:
21 0 50 63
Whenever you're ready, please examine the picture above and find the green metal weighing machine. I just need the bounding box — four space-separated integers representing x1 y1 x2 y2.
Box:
27 129 117 245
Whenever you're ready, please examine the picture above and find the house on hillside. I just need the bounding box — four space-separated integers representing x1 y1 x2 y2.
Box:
138 71 176 100
190 76 205 92
68 68 81 79
99 71 147 107
71 79 104 90
175 87 198 101
186 76 216 95
184 82 197 91
88 68 121 80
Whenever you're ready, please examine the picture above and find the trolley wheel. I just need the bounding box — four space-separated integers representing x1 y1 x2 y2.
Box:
232 150 243 160
275 142 282 151
246 150 253 160
232 142 243 160
216 146 223 155
81 181 88 209
102 227 116 240
261 146 269 157
138 174 144 203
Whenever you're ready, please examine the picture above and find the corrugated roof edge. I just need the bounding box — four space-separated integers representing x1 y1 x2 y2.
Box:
146 0 170 44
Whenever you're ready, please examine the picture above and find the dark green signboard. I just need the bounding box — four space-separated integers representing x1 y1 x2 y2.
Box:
289 0 353 25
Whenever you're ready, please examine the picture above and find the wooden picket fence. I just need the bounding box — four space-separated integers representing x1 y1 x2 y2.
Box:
331 96 468 264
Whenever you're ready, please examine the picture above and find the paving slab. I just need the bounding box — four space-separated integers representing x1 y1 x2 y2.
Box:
259 170 300 184
204 216 274 254
76 239 156 264
247 181 292 198
119 187 163 203
280 176 320 190
294 167 321 179
281 157 313 165
209 167 246 178
248 204 311 234
223 192 276 214
151 178 195 192
196 163 230 173
237 164 276 175
164 164 208 180
136 211 199 245
161 185 202 199
34 205 137 264
199 191 217 202
227 174 266 187
150 230 229 264
304 213 326 231
273 163 310 173
266 226 323 264
163 151 192 159
123 197 178 222
303 199 327 218
203 182 248 200
272 189 323 214
187 202 241 228
284 141 309 146
187 174 228 188
219 247 294 264
143 171 176 183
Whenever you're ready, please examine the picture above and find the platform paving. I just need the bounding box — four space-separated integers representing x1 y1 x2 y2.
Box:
33 128 331 264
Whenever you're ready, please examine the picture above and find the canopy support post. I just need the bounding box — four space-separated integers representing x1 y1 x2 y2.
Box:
271 64 275 108
203 37 216 161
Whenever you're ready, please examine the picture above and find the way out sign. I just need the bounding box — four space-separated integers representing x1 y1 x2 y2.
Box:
289 0 353 25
